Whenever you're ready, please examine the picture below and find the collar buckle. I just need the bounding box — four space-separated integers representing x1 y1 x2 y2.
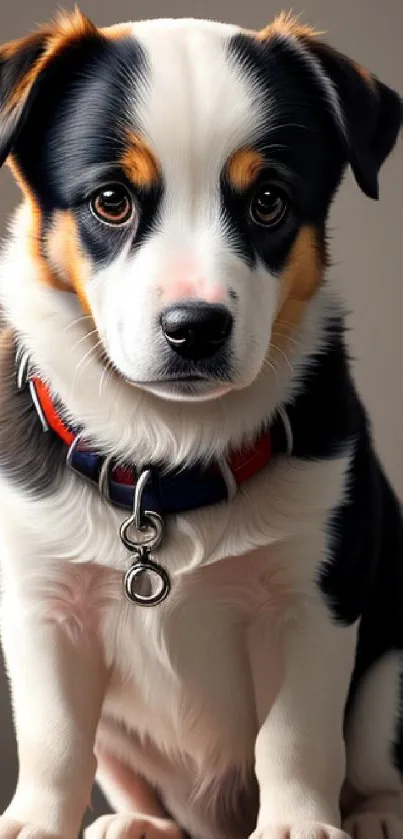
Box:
120 468 170 607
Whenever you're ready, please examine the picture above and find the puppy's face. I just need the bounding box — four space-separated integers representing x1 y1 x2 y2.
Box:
0 12 401 401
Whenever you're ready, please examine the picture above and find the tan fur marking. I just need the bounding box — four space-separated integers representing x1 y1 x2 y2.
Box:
271 225 324 352
52 6 97 39
3 8 96 305
1 8 97 115
1 30 46 62
258 11 323 42
100 23 133 41
226 148 265 191
47 211 92 313
7 158 69 292
120 132 161 189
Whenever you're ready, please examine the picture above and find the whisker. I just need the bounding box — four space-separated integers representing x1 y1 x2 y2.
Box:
274 319 301 330
99 364 110 398
99 355 117 398
70 328 99 355
261 356 280 391
76 341 103 372
270 342 294 374
271 330 300 349
72 340 104 392
64 315 94 333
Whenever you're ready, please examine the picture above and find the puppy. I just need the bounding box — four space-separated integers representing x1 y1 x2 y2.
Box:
0 9 401 839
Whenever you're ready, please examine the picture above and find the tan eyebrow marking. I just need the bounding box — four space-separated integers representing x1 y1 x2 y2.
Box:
226 147 265 191
120 132 161 189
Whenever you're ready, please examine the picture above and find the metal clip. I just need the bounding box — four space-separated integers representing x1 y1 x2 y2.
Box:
124 553 171 606
120 469 170 606
16 345 31 391
16 347 49 432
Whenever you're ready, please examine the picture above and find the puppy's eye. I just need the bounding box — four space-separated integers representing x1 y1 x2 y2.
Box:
249 184 288 229
90 184 133 226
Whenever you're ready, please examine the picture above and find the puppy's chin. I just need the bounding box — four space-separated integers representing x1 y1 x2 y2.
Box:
132 379 235 403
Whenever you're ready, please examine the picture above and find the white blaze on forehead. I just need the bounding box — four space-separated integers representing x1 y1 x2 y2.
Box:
95 18 277 391
125 19 265 205
129 18 241 35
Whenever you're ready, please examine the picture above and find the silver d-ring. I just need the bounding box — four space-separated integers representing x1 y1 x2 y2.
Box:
120 510 163 553
124 558 171 606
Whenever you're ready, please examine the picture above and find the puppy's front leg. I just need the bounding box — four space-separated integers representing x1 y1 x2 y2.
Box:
0 597 108 839
249 598 356 839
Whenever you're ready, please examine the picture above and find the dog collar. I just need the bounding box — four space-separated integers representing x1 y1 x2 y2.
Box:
28 373 292 514
18 347 293 607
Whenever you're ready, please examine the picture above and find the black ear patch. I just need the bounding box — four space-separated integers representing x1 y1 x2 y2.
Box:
0 10 100 168
305 39 402 199
0 31 49 167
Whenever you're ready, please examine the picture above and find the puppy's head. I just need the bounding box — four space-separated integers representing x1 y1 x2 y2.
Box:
0 10 401 402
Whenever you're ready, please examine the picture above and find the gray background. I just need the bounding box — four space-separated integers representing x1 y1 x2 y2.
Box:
0 0 402 816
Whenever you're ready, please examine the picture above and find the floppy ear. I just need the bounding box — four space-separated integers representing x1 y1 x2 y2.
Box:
306 38 402 199
259 15 402 200
0 7 98 167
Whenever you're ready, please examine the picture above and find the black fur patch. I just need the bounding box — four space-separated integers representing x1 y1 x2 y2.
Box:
10 35 163 268
222 34 347 272
285 315 403 777
394 672 403 778
286 321 361 461
0 330 66 494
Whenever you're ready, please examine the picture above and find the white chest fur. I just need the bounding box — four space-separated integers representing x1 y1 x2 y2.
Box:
0 451 350 762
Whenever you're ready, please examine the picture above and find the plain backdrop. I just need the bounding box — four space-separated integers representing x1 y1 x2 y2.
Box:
0 0 402 816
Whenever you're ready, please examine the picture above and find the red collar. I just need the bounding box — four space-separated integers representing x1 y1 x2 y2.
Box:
28 373 289 514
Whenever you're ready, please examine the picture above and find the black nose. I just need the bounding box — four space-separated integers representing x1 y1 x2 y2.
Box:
160 303 233 361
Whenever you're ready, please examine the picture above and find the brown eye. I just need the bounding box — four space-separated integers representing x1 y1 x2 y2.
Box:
91 184 133 226
249 184 288 228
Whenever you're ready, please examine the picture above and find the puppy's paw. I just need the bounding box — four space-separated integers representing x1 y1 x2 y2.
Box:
250 824 350 839
0 817 58 839
343 812 403 838
85 814 183 839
